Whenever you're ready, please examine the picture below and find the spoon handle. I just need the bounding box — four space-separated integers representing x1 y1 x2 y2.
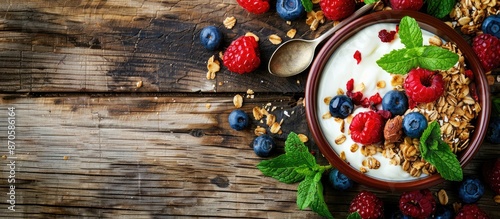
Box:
315 3 374 44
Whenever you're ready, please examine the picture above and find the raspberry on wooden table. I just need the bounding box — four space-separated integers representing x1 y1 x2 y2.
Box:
236 0 270 14
320 0 356 21
455 204 490 219
349 190 384 219
389 0 424 10
472 33 500 72
223 36 261 74
399 189 436 219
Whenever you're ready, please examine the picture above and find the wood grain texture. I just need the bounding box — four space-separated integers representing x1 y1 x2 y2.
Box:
0 0 321 93
0 95 499 218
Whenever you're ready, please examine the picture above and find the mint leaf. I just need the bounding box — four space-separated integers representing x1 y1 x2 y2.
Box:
308 179 334 219
363 0 378 4
427 0 456 19
347 212 362 219
427 149 463 181
297 171 322 210
376 48 419 74
257 158 308 183
492 96 500 115
257 133 317 183
418 46 459 71
297 171 333 219
301 0 313 12
257 132 333 218
420 121 463 181
399 16 423 49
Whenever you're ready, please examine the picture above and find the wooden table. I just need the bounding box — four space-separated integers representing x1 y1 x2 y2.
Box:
0 1 498 218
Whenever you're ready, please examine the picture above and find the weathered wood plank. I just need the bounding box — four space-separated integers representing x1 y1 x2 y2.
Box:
0 94 324 218
0 0 317 93
0 94 498 218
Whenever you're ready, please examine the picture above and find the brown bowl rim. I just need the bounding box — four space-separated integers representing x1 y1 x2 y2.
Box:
305 10 491 191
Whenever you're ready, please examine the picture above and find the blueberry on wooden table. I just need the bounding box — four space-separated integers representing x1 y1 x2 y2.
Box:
200 25 222 51
328 168 353 191
228 109 249 131
458 176 485 204
482 15 500 39
276 0 304 21
434 205 454 219
487 117 500 144
252 135 276 157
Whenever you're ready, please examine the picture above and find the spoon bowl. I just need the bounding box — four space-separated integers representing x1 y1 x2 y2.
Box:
268 3 374 77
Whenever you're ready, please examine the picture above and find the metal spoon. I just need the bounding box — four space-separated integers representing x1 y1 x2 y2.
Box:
268 3 374 77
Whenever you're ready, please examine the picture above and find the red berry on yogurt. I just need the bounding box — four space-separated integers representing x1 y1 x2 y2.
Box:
378 29 397 43
404 68 445 105
353 50 362 64
349 111 385 145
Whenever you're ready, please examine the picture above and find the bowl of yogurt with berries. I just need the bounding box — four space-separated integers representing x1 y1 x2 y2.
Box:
305 10 491 191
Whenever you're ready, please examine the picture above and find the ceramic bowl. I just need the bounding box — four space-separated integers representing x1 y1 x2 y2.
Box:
305 10 491 191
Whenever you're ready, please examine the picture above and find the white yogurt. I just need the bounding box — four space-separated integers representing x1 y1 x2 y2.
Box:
317 23 437 181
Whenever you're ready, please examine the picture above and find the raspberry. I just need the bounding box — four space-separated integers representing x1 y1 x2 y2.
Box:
378 29 397 43
349 111 384 145
472 33 500 72
223 36 261 74
236 0 270 14
482 158 500 195
455 204 490 219
404 68 445 104
349 190 384 219
390 0 424 10
320 0 356 21
399 189 436 219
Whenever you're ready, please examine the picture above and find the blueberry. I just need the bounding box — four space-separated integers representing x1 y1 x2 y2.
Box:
486 117 500 144
382 90 409 116
482 15 500 39
434 205 454 219
253 135 276 157
200 26 222 51
328 168 353 191
276 0 305 21
458 176 485 204
329 95 354 119
402 112 428 138
228 109 249 131
389 210 412 219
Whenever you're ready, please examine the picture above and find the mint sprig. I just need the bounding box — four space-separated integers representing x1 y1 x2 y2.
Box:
427 0 457 19
347 212 362 219
257 132 333 219
420 121 463 181
376 16 459 74
363 0 378 4
301 0 313 12
399 16 423 49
